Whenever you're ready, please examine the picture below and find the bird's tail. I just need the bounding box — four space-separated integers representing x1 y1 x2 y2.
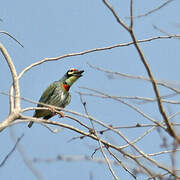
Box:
28 121 33 128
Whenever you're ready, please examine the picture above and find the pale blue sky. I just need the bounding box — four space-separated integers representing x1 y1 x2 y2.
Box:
0 0 180 179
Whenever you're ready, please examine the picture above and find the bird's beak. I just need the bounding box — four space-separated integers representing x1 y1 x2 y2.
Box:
73 70 84 77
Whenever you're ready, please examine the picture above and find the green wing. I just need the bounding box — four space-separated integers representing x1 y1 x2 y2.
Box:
33 81 58 118
38 81 58 105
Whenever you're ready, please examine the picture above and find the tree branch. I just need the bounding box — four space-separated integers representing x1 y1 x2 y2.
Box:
0 43 21 111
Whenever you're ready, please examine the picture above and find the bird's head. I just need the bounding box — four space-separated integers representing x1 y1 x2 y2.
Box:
62 68 84 91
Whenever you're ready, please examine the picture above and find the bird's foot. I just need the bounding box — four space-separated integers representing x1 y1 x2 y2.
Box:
49 107 56 113
58 111 65 118
49 107 65 118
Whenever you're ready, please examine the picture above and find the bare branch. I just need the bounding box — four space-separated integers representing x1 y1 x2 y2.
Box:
80 95 119 180
130 31 180 142
130 0 134 29
102 0 129 31
80 87 166 129
102 0 180 143
0 43 21 111
15 114 175 176
17 35 180 80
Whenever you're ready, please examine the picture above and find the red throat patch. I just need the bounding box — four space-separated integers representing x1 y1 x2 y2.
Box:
63 83 70 91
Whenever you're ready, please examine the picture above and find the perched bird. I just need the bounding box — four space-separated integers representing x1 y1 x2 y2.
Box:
28 68 84 128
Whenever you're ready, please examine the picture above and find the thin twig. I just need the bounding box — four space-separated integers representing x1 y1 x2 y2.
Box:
77 91 180 105
102 0 129 31
133 0 174 18
0 134 24 167
107 149 137 179
135 148 180 158
32 154 119 166
153 25 172 36
88 63 180 94
0 31 24 48
120 126 156 150
10 128 44 180
80 95 119 180
80 87 166 129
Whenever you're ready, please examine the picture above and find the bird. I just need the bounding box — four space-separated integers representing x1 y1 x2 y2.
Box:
28 68 84 128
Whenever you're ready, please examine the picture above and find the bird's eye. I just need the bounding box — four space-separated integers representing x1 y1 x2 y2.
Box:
70 68 78 72
68 70 74 74
68 68 78 74
67 69 74 76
